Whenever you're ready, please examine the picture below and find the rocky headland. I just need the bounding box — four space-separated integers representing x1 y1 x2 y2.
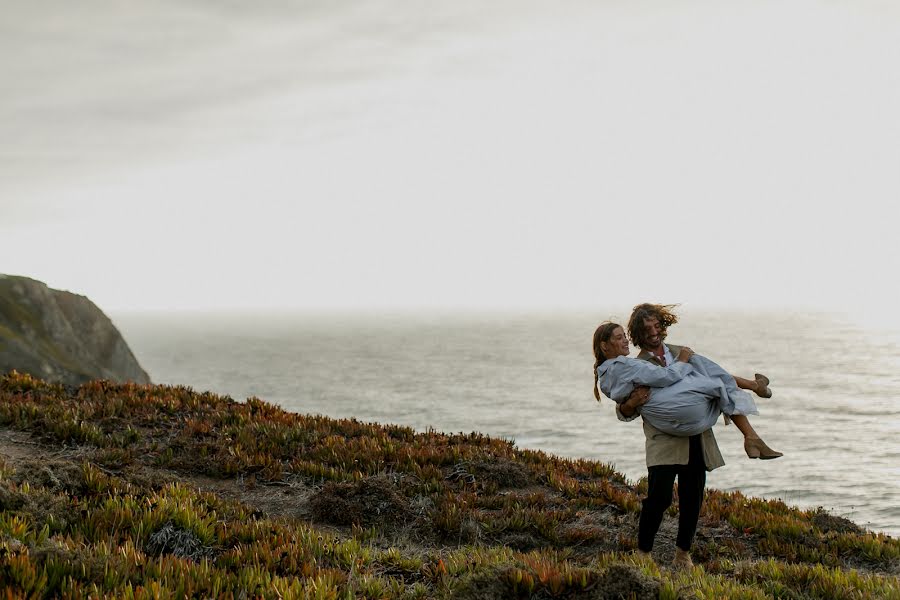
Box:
0 274 149 386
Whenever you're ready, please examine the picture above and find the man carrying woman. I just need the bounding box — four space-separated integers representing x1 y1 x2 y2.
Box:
592 303 782 569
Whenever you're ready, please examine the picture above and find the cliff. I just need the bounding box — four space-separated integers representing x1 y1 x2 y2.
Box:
0 274 150 385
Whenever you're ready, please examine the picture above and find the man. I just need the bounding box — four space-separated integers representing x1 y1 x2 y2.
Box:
616 303 723 570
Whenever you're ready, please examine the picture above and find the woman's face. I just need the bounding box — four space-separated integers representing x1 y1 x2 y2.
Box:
602 326 630 359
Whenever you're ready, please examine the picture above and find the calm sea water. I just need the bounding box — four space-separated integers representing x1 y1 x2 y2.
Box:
114 309 900 538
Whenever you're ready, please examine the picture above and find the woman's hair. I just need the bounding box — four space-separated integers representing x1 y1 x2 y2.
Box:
592 322 621 402
627 303 679 349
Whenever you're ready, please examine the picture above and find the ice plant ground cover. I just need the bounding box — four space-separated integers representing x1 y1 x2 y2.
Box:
0 372 898 598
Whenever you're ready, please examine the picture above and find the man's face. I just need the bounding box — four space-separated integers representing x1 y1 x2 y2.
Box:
642 316 664 351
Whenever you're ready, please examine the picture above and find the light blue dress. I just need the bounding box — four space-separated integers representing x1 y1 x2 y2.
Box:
597 354 759 437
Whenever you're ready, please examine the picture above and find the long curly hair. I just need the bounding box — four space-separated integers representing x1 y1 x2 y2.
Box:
627 303 680 350
592 322 621 402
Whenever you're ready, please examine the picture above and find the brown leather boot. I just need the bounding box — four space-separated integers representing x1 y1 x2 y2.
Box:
744 437 783 459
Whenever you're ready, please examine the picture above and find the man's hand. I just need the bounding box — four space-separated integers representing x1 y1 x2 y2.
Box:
677 347 694 363
620 385 650 417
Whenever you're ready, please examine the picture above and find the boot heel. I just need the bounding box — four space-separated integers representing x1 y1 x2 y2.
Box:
744 438 783 460
744 439 760 459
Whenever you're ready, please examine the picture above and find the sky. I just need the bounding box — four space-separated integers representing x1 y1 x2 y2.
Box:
2 0 899 316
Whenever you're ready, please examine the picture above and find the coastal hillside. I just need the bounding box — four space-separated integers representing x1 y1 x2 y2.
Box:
0 275 150 386
0 372 897 598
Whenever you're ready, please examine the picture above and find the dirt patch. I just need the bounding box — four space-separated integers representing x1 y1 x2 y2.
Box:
309 476 414 529
472 459 533 489
496 532 547 552
445 459 533 491
558 507 631 554
173 472 315 522
0 429 93 488
592 563 660 599
452 563 660 600
0 429 41 463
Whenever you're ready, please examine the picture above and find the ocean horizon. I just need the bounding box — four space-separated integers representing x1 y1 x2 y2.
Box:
114 308 900 538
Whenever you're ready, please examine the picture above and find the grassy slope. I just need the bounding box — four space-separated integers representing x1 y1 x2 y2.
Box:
0 371 897 599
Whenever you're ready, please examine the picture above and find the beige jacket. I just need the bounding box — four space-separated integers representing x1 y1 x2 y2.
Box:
619 343 725 471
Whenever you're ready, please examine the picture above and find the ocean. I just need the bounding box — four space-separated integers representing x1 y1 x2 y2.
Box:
114 308 900 538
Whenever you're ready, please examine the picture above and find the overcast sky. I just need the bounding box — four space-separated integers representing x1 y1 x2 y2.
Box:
2 0 899 317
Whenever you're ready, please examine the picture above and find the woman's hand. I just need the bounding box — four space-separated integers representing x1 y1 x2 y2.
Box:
677 347 694 363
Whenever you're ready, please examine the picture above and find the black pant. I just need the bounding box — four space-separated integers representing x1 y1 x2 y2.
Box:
637 434 707 552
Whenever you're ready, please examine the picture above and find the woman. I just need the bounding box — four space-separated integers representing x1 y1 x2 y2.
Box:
592 322 782 459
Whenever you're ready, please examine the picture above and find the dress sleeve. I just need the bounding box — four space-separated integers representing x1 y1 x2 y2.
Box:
622 359 694 388
600 361 636 403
